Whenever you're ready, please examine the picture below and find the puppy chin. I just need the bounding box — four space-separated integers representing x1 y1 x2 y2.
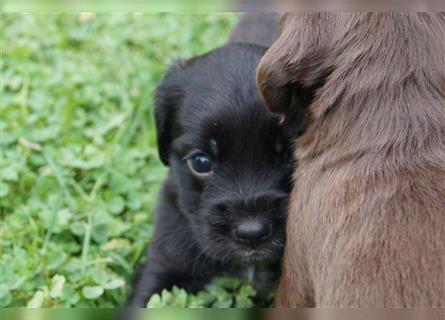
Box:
195 236 274 266
231 246 280 266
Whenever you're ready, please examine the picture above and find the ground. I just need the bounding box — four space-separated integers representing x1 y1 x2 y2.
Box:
1 13 272 308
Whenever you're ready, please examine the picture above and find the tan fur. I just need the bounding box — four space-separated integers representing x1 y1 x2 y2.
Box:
257 13 445 307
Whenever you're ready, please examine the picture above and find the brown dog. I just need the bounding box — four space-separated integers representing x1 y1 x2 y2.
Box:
257 13 445 307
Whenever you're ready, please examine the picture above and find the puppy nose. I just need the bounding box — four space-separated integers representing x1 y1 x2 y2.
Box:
234 221 271 242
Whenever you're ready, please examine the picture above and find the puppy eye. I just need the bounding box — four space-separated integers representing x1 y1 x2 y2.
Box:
187 152 213 177
275 140 283 153
275 138 293 161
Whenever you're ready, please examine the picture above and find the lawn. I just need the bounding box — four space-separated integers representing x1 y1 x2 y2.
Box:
0 13 271 308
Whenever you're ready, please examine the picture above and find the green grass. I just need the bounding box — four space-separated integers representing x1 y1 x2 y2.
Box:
0 13 272 308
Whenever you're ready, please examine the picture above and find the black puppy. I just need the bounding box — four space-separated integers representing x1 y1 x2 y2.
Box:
126 28 295 310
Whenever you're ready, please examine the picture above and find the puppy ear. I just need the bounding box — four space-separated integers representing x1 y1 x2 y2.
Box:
154 59 187 165
256 13 332 117
256 54 294 115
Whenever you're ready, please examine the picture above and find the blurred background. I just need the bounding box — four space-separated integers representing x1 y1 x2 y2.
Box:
1 13 245 307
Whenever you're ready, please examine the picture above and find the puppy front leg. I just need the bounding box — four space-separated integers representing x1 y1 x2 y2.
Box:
126 241 200 307
126 238 212 308
125 256 175 307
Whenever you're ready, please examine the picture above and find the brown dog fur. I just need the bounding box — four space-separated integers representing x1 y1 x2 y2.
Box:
257 13 445 307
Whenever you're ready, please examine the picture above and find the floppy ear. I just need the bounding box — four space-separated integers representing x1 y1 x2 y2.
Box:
256 13 333 116
256 53 294 115
154 59 187 166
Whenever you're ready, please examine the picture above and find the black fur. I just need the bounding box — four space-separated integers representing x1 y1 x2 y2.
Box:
126 16 296 308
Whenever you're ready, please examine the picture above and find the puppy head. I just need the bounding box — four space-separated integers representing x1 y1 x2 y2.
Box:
155 44 294 266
